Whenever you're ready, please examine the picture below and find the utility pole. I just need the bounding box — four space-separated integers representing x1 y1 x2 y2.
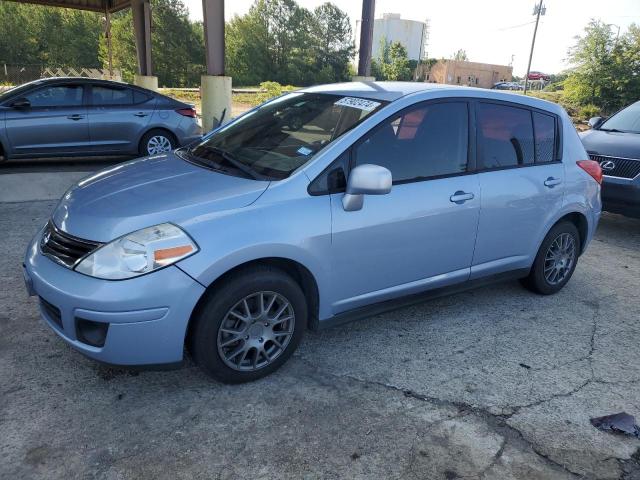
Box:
523 0 545 94
104 6 113 79
357 0 376 78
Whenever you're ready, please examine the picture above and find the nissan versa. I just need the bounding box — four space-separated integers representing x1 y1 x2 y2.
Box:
24 82 602 383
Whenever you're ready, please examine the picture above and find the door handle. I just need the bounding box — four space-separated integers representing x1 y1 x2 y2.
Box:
134 112 148 117
544 177 562 188
67 114 84 121
449 191 475 204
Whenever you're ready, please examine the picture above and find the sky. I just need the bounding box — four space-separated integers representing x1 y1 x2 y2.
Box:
184 0 640 76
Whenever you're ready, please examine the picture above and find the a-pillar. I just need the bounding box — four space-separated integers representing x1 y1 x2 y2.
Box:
131 0 157 90
201 0 232 132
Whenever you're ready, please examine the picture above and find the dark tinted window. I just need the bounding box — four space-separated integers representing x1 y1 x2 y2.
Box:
533 112 556 163
25 85 83 107
478 103 534 168
91 86 133 105
354 102 468 183
134 90 153 104
308 151 349 195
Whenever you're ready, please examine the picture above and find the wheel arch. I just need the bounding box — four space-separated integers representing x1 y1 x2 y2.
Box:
185 256 321 353
553 211 589 254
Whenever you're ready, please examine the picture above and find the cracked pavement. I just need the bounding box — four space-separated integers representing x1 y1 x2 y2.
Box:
1 201 639 479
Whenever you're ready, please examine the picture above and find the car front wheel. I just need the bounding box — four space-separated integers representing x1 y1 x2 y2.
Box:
190 266 307 383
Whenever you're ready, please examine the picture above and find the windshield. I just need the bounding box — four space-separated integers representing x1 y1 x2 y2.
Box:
187 92 386 179
600 102 640 133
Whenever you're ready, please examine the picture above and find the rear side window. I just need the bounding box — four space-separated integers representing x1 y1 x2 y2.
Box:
477 103 534 168
354 101 469 183
91 86 133 106
134 90 153 104
533 112 556 163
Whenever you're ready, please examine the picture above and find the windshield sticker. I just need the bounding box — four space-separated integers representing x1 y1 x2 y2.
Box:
334 97 381 112
297 146 313 156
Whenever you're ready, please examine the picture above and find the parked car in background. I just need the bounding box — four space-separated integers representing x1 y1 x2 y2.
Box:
492 82 523 91
24 82 602 383
527 71 551 81
0 77 201 162
580 101 640 218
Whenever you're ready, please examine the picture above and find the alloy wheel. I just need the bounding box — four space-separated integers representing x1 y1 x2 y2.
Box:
217 291 295 371
544 233 576 285
146 135 172 155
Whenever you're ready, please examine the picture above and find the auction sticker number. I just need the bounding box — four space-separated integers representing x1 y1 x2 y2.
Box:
334 97 381 112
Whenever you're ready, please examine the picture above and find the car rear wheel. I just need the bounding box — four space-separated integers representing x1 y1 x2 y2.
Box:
521 221 580 295
139 129 176 156
190 266 307 383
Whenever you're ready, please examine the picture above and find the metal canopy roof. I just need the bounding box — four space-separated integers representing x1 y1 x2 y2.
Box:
4 0 131 13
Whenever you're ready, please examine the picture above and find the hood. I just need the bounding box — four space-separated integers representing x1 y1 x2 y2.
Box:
52 152 270 242
580 129 640 159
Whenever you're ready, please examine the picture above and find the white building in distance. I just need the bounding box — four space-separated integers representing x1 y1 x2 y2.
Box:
355 13 430 62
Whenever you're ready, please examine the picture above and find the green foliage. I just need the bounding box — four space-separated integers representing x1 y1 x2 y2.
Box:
452 49 469 61
226 0 353 86
564 20 640 114
0 2 101 67
579 104 601 120
372 39 413 81
1 0 353 88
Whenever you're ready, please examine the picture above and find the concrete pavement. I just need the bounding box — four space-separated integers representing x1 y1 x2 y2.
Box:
1 201 639 479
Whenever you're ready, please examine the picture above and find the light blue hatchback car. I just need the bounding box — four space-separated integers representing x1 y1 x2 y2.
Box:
24 82 602 383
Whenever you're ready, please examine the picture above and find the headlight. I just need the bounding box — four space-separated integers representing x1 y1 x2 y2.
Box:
75 223 198 280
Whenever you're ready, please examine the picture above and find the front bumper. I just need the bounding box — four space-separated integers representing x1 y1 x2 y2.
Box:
24 230 206 366
601 175 640 218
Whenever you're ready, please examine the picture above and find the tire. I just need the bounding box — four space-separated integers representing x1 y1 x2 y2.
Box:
521 221 580 295
191 266 307 383
139 129 176 156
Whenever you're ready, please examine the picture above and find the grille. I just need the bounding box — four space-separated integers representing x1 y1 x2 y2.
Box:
589 154 640 179
40 221 101 268
39 297 62 329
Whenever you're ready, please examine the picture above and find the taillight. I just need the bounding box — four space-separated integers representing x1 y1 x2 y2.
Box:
576 160 603 184
175 107 196 118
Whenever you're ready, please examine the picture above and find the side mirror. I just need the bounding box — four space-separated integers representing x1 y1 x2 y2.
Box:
588 116 603 129
342 164 392 212
10 98 31 109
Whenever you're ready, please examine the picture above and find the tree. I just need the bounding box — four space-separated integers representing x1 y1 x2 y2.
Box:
372 39 412 81
564 20 640 113
309 3 354 83
101 0 205 86
452 49 468 61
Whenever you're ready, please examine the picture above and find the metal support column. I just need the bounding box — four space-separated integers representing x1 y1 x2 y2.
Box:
201 0 231 132
202 0 225 76
132 0 152 77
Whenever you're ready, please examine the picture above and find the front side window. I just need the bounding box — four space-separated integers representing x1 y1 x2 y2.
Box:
25 85 83 107
599 102 640 133
477 103 534 168
91 86 133 106
188 92 385 179
354 102 469 183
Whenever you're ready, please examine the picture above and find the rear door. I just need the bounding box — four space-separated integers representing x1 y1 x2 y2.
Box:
5 83 89 156
86 84 154 153
471 101 564 278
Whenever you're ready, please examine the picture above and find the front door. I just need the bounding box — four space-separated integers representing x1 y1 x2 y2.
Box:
5 83 89 156
471 101 565 278
329 100 480 314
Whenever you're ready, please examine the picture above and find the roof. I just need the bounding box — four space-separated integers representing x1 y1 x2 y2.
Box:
3 0 131 13
301 81 462 102
300 81 565 115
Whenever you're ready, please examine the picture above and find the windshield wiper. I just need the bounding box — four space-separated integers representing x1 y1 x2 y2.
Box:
201 146 266 180
599 128 625 133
